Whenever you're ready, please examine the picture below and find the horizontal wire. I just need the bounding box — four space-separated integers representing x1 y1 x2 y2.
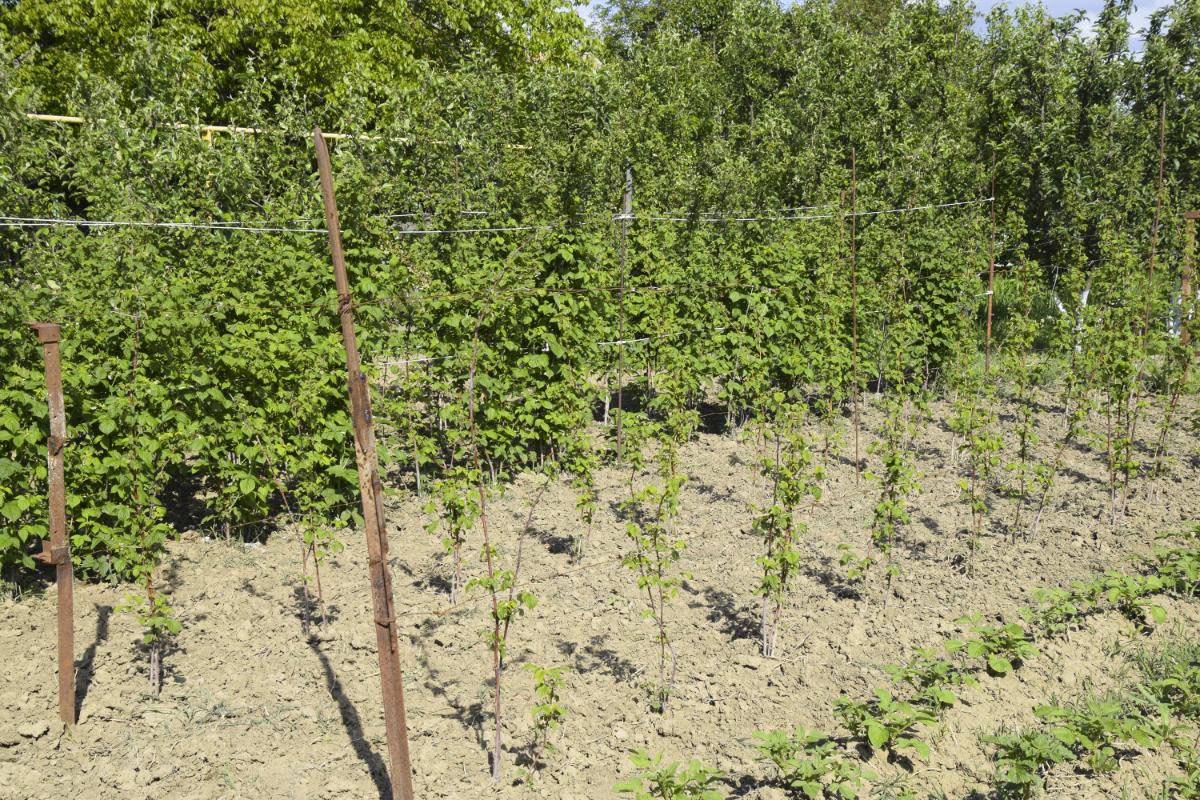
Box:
391 223 559 235
374 324 731 370
1 196 992 238
0 214 325 234
638 197 993 224
595 326 729 347
383 197 992 235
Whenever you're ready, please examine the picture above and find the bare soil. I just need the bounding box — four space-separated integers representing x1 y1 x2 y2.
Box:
2 395 1199 799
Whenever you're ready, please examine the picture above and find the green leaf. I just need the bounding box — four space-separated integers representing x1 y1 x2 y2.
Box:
866 720 888 749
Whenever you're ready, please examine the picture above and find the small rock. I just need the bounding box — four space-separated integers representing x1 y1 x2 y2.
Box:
612 726 628 741
18 720 49 740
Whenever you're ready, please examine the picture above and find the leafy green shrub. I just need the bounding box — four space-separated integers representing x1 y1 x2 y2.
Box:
524 663 569 766
613 750 724 800
754 727 869 799
1132 639 1200 720
952 614 1038 675
1092 572 1168 630
1020 587 1091 640
1034 699 1164 774
883 644 977 713
983 729 1074 798
833 688 934 759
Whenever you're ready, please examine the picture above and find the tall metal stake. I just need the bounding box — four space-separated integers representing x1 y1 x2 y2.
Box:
312 128 416 800
615 164 632 461
984 156 996 376
29 322 75 725
850 149 860 482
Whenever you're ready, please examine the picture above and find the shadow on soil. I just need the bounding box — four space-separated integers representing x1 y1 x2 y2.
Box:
557 634 640 683
75 604 111 718
308 639 393 800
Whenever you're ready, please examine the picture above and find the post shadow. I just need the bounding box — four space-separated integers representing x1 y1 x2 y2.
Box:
308 639 392 800
75 604 111 718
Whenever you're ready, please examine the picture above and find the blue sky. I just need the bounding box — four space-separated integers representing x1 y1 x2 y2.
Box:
580 0 1174 43
981 0 1172 40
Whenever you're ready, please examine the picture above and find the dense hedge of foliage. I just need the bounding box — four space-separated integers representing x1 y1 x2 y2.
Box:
1 0 1197 582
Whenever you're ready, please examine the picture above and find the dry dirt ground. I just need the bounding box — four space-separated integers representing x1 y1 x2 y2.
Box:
2 395 1199 799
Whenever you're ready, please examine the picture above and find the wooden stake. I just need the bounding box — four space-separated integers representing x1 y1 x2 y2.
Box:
29 322 75 725
313 128 415 800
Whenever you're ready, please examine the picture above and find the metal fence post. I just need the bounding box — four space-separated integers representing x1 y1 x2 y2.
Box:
29 322 75 725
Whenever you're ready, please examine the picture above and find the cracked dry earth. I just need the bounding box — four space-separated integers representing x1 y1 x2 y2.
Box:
2 395 1199 799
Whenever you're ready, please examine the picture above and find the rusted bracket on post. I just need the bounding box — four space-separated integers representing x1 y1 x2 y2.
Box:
33 541 70 566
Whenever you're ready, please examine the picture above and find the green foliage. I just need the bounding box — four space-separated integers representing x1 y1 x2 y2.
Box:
983 729 1074 798
1020 586 1091 640
424 467 481 603
754 727 870 799
1034 698 1165 774
120 590 181 646
613 749 724 800
524 662 570 765
833 688 934 759
0 0 1194 595
1148 525 1200 597
1092 572 1168 631
618 363 697 712
883 644 978 713
1131 638 1200 720
952 614 1039 675
864 395 921 595
948 354 1002 568
753 395 824 656
564 432 599 561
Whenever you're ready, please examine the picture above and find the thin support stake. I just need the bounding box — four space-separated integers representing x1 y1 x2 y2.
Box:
615 164 632 461
850 148 860 482
313 127 415 800
29 322 75 725
984 155 996 376
1183 212 1198 348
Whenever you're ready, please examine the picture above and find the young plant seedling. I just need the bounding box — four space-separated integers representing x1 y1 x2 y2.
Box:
613 749 725 800
952 613 1038 675
864 395 921 600
754 727 871 799
620 370 698 712
833 688 935 760
524 663 570 768
424 466 480 604
565 432 599 562
752 394 824 656
883 644 978 713
1019 587 1091 641
119 590 180 694
1035 698 1165 775
983 729 1074 798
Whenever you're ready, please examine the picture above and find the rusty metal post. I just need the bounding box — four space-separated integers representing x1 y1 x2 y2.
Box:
984 157 996 376
29 322 75 725
312 128 415 800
